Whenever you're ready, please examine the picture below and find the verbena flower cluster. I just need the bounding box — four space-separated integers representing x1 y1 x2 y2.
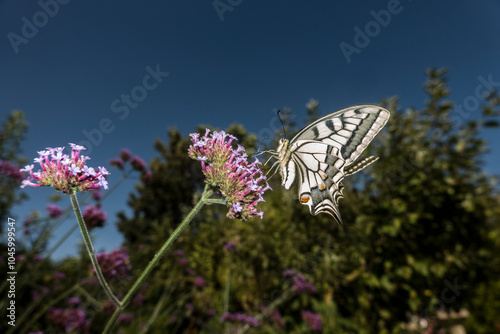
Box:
283 269 317 294
109 148 147 173
93 248 132 280
82 205 107 229
46 204 63 218
0 159 24 181
47 307 89 334
193 276 206 289
220 312 260 327
117 313 135 325
301 310 323 332
19 143 109 194
224 241 237 252
188 129 271 221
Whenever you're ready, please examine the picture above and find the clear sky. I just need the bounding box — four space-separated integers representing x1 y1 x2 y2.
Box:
2 0 500 260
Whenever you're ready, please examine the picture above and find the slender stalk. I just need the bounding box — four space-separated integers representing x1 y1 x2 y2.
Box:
70 192 120 306
103 186 214 333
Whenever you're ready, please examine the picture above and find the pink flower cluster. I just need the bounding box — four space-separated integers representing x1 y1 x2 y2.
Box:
283 269 316 294
47 307 89 334
82 204 107 229
188 129 271 221
94 248 132 280
109 148 147 173
19 143 109 194
301 310 323 332
0 160 24 182
46 204 63 218
220 312 260 327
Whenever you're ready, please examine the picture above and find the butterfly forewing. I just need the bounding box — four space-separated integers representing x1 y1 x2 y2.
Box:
277 105 390 226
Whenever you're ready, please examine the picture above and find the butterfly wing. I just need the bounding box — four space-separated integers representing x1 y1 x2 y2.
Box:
281 105 390 225
290 105 390 166
288 141 346 224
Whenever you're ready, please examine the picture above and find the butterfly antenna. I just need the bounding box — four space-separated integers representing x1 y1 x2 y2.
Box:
277 110 287 138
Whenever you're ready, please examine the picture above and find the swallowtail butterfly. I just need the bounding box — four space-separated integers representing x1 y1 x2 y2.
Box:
271 105 390 226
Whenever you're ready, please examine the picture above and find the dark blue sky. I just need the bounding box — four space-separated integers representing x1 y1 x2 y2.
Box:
2 0 500 259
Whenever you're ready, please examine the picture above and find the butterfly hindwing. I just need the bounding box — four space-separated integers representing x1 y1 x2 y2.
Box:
290 141 345 225
276 105 390 225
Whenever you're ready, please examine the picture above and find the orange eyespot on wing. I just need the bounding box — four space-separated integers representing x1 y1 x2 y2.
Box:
300 194 311 203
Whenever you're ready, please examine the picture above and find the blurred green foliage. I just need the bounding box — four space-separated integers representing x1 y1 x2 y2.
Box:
2 68 500 333
0 111 28 225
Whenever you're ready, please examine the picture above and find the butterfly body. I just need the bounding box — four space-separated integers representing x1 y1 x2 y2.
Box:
274 105 390 226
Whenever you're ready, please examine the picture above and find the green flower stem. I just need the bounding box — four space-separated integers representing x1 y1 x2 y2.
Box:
205 198 227 205
103 185 215 333
70 192 121 306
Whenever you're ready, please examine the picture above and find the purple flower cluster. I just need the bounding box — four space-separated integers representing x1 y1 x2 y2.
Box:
91 188 102 201
132 293 146 306
120 148 132 161
173 249 185 257
46 204 63 218
224 241 237 252
82 205 107 229
283 269 316 294
270 309 285 329
94 248 132 280
130 156 147 172
0 160 24 181
220 312 260 327
193 276 206 289
188 129 271 221
117 313 135 325
47 307 89 334
109 148 147 172
292 274 317 294
301 310 323 332
53 271 66 280
19 143 109 194
66 297 81 305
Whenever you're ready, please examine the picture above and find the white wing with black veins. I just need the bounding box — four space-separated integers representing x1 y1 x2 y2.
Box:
278 105 390 226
